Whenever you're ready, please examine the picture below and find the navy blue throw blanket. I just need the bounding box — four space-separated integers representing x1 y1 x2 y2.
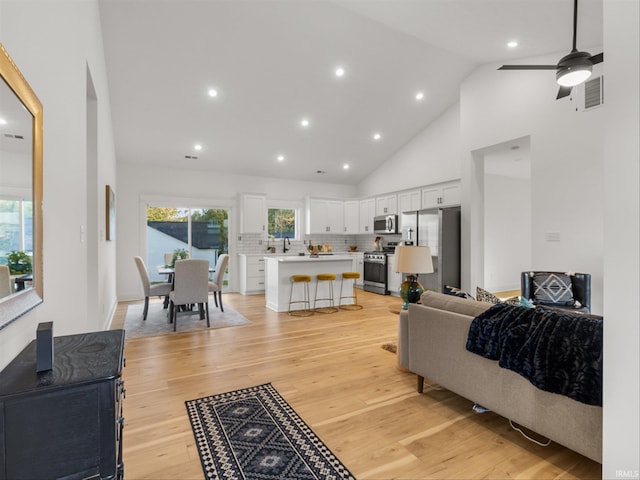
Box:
466 303 603 406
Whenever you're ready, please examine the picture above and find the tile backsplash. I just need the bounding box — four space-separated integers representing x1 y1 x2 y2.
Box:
236 233 403 255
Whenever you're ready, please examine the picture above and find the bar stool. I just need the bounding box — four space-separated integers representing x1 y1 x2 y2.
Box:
339 272 363 310
314 273 338 314
288 275 314 317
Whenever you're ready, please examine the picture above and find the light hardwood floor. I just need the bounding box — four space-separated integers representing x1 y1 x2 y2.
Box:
112 290 601 480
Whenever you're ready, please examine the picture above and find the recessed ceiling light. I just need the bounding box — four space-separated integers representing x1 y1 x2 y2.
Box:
194 144 203 151
507 41 518 48
335 67 345 77
0 118 7 125
373 132 381 141
415 91 425 101
301 118 310 128
208 88 218 97
277 154 285 162
343 164 350 170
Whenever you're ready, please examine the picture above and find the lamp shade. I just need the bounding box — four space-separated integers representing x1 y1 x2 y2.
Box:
394 245 434 274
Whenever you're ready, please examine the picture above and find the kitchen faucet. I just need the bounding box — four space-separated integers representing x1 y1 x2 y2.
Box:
283 237 291 253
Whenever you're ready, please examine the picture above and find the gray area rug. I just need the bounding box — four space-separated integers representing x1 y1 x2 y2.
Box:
124 300 251 339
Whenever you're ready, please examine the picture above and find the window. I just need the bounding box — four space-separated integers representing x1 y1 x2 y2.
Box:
0 197 32 264
268 207 296 239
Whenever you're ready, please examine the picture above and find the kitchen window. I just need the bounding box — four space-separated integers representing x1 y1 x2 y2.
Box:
268 206 297 240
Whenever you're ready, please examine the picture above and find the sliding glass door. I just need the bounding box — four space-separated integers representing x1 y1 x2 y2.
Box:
146 206 228 284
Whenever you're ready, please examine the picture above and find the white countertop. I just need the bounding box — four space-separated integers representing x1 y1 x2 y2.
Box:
270 254 354 263
240 252 360 257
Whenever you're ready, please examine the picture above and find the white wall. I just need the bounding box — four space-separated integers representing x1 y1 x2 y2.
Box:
483 173 531 292
0 0 117 368
116 162 357 300
358 103 461 197
460 52 605 314
602 0 639 477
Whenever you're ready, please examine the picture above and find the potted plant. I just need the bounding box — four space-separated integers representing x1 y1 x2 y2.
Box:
168 248 188 268
6 250 32 275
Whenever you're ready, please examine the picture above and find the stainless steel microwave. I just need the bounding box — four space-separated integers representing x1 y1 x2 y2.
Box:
373 215 398 234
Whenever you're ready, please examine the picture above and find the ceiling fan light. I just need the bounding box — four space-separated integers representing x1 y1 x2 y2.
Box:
557 66 592 87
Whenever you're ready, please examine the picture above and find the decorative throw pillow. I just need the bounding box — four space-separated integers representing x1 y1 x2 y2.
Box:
443 285 475 300
476 286 520 305
531 272 575 306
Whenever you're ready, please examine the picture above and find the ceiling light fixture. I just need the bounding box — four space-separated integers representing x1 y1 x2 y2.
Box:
556 52 593 86
277 154 285 162
0 118 7 125
343 164 350 170
415 91 424 101
208 88 218 97
373 132 381 141
335 67 345 77
194 144 203 151
300 118 310 127
507 41 518 48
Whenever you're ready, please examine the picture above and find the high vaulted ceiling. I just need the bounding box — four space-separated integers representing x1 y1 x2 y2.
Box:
98 0 603 185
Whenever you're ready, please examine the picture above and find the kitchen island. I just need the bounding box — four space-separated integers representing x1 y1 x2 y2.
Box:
265 255 356 312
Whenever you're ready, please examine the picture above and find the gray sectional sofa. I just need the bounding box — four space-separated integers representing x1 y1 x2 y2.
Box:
397 290 602 463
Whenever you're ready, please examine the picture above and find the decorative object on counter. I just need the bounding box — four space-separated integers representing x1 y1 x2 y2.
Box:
266 235 276 253
349 245 358 252
395 245 434 310
373 236 382 251
36 321 54 373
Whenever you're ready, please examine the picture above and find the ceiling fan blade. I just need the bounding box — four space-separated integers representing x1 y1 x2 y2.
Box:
589 52 604 65
498 65 557 70
557 86 573 99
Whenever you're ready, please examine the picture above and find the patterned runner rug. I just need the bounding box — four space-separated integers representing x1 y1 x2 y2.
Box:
185 383 355 480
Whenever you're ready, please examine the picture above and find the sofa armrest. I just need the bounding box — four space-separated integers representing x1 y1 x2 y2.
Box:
398 310 410 369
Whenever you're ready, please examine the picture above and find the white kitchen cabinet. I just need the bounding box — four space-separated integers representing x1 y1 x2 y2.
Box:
386 254 402 294
421 181 461 209
240 255 266 294
240 194 267 233
343 200 359 234
306 198 344 234
397 189 421 214
375 194 397 216
359 198 375 234
354 253 364 287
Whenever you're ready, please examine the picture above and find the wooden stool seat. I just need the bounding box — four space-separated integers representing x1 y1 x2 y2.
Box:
289 275 314 316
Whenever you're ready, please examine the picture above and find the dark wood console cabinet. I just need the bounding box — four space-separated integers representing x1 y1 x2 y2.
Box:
0 329 125 480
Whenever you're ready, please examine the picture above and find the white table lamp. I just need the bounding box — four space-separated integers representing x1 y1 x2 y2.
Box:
394 245 434 309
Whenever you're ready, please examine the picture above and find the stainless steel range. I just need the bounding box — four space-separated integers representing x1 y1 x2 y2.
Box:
363 243 397 295
363 251 388 295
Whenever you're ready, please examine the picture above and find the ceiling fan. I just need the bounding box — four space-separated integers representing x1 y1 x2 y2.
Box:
498 0 603 99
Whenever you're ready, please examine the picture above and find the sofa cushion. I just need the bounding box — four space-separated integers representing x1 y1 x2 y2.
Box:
476 286 520 305
421 290 492 318
532 272 574 305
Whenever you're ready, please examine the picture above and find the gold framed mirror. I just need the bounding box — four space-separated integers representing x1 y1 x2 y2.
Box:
0 42 43 329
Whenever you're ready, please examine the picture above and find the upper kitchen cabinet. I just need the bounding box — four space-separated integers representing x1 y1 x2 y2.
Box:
359 198 375 234
397 189 421 213
240 194 267 233
375 194 397 216
343 200 360 234
306 198 344 234
421 181 461 209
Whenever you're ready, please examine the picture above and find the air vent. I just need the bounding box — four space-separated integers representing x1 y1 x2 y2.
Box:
184 155 199 159
3 133 23 139
584 75 604 110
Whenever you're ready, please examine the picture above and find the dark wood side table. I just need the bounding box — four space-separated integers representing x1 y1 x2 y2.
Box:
0 329 125 480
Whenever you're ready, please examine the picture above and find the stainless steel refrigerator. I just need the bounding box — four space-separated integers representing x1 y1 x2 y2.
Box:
415 206 461 292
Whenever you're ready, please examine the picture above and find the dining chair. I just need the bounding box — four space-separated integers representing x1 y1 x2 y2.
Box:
169 258 210 331
134 256 172 320
0 265 13 299
208 254 229 312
